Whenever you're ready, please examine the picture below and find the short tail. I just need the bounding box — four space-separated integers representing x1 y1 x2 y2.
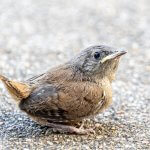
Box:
0 75 7 80
0 75 32 101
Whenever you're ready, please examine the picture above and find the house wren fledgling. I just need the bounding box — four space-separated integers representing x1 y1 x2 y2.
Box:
0 45 126 134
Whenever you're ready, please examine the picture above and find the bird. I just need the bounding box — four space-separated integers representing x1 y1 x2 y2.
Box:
0 45 126 134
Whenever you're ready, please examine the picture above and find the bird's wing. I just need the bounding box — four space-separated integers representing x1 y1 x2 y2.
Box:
56 81 105 118
26 73 46 84
19 82 104 122
19 84 70 123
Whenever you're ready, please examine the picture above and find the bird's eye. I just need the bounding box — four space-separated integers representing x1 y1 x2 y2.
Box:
94 52 100 59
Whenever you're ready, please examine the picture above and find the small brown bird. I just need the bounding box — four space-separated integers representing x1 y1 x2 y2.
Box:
0 45 126 134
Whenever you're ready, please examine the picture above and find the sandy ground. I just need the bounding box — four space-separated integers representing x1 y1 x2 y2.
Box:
0 0 149 149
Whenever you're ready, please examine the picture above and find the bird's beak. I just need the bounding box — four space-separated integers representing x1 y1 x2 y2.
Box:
100 50 127 63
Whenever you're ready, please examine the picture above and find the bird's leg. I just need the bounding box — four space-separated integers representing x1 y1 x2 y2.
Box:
45 122 95 135
79 120 95 134
79 120 85 129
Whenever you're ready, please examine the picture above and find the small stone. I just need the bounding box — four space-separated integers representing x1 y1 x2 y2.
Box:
0 122 4 125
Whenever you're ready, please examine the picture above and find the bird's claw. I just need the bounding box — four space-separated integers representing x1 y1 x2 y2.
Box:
73 127 95 135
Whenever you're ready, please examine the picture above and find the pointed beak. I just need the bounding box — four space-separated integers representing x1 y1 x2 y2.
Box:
100 50 127 63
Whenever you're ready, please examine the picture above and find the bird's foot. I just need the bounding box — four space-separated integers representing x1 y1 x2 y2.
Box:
70 126 95 135
45 122 95 135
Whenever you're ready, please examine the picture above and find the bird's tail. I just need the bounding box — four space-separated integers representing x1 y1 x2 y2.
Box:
0 75 32 101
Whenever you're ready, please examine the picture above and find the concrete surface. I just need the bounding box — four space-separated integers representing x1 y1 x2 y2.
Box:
0 0 149 149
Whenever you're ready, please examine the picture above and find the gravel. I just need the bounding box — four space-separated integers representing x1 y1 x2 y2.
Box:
0 0 150 149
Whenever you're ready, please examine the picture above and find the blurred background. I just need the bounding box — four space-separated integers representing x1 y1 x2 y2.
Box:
0 0 149 149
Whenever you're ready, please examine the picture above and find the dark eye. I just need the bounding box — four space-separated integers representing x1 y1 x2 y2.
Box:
94 52 100 59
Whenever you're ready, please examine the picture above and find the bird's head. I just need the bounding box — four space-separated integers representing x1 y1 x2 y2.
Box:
71 45 127 81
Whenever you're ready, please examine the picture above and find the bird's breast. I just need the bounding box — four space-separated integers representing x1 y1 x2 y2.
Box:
90 79 113 116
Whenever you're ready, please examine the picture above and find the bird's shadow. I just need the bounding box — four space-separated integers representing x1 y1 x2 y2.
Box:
0 112 50 139
0 111 121 140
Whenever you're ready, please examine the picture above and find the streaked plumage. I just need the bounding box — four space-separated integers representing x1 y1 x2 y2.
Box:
0 45 126 134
